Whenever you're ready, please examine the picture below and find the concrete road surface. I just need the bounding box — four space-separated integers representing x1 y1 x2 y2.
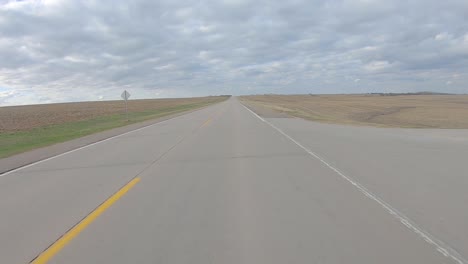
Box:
0 97 467 264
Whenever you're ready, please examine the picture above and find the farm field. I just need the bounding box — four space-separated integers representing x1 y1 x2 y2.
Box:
0 96 228 158
240 94 468 129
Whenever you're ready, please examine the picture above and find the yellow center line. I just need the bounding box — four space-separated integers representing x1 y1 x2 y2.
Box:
31 177 141 264
201 118 212 127
201 108 227 128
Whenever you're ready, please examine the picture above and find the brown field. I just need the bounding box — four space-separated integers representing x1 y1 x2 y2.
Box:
0 96 225 132
240 94 468 128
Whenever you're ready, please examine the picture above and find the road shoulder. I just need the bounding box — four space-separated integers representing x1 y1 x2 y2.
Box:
0 106 209 175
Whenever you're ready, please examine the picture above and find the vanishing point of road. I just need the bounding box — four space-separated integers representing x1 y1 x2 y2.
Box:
1 97 467 263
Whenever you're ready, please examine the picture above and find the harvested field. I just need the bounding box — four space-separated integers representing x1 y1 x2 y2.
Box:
240 94 468 128
0 96 227 132
0 96 228 158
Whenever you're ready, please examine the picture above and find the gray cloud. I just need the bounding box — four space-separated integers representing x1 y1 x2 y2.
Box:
0 0 467 105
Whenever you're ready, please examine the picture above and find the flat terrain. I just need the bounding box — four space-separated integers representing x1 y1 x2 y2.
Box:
240 94 468 128
0 96 228 158
1 97 467 264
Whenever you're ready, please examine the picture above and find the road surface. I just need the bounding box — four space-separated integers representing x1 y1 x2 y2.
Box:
1 97 467 263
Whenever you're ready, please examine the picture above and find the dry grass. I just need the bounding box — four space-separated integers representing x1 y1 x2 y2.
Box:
0 96 226 132
240 94 468 128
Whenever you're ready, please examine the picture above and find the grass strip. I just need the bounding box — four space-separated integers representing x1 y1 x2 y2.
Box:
0 99 224 158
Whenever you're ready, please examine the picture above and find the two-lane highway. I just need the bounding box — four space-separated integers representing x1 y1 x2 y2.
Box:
1 97 466 263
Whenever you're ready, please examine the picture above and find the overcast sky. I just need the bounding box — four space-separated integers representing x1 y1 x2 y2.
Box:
0 0 467 105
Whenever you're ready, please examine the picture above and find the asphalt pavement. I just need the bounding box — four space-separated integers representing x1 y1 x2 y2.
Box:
1 97 467 264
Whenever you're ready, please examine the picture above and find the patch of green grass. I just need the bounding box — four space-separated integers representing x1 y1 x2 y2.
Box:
0 100 224 158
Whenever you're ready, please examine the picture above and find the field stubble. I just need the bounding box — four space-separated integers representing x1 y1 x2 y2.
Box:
240 94 468 128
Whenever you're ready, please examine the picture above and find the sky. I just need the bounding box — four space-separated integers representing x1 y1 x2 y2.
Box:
0 0 467 106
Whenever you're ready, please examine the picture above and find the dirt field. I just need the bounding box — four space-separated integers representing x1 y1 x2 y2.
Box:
240 94 468 128
0 96 226 132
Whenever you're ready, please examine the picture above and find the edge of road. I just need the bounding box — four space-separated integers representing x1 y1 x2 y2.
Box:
238 99 291 118
240 101 468 264
0 100 226 176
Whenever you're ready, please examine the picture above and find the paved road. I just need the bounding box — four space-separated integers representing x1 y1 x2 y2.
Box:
1 97 467 263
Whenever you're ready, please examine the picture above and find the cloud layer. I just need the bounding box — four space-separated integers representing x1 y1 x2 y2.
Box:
0 0 467 105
